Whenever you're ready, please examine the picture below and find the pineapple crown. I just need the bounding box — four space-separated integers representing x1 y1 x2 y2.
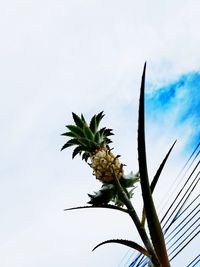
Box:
61 111 114 161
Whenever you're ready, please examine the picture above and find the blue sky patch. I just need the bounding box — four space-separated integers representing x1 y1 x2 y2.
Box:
145 71 200 149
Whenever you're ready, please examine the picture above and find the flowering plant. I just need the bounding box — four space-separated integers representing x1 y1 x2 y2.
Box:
62 63 175 267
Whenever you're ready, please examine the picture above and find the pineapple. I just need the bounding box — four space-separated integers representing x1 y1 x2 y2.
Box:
61 111 124 183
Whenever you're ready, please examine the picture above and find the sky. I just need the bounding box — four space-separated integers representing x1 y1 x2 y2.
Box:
0 0 199 266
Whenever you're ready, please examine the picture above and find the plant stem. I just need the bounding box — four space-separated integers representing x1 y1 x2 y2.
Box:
114 176 160 266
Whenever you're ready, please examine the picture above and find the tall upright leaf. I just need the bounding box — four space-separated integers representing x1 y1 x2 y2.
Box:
138 63 170 266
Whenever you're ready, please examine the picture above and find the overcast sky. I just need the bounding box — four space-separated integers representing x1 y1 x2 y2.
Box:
0 1 199 267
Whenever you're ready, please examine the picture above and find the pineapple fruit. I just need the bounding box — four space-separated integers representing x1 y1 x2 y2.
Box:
61 111 124 183
61 111 139 206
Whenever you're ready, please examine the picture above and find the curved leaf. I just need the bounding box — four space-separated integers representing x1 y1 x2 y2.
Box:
72 146 84 158
92 239 150 257
82 152 90 162
61 138 81 151
64 204 128 213
151 140 177 193
95 111 104 127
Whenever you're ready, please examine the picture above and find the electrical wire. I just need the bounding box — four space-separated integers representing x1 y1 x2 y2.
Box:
125 143 200 267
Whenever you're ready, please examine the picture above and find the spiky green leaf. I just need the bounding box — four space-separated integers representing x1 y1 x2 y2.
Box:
72 112 85 128
101 183 115 191
112 193 124 207
83 124 94 141
72 146 85 158
89 115 97 133
64 204 128 213
141 141 176 226
66 125 84 138
103 128 114 137
82 152 90 161
61 131 76 137
95 111 104 128
94 132 100 144
99 127 113 137
61 138 81 151
92 239 150 257
120 172 140 188
77 138 98 152
81 114 86 123
76 137 90 147
88 185 115 205
151 140 177 193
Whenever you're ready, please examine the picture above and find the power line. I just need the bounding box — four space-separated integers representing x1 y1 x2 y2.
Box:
126 143 200 267
186 254 200 267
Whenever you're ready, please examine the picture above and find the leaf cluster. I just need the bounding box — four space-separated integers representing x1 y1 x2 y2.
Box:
88 172 140 207
61 112 114 161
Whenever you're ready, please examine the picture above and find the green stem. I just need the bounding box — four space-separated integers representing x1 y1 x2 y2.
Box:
114 174 160 267
138 63 170 267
